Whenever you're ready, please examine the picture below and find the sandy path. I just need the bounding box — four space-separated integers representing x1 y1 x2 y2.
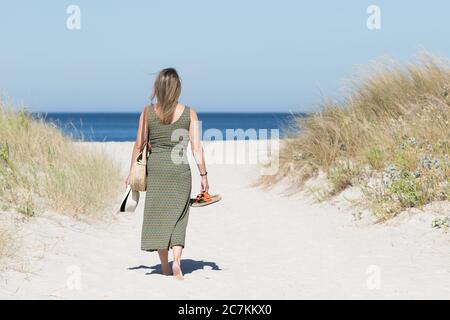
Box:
0 141 449 299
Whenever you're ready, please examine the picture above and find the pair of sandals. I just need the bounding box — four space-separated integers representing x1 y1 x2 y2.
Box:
190 191 222 207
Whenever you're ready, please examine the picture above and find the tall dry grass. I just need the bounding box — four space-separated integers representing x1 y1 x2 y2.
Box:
0 101 121 218
265 53 450 219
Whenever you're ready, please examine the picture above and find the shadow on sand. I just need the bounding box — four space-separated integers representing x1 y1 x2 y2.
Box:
128 259 221 276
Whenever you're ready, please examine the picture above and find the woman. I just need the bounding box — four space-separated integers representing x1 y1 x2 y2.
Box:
126 68 209 280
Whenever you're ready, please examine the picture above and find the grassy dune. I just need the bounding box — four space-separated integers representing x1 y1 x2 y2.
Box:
265 53 450 220
0 101 121 219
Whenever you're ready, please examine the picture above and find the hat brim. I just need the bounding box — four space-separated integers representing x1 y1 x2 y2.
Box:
119 185 140 213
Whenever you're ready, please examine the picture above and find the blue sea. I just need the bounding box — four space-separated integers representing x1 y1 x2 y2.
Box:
37 113 301 141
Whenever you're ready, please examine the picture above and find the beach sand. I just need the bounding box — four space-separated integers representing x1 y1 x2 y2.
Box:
0 141 449 299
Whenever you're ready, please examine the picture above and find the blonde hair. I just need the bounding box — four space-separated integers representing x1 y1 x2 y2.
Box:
151 68 182 124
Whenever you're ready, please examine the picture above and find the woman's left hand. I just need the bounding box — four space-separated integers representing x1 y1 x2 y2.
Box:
201 176 209 193
125 173 131 187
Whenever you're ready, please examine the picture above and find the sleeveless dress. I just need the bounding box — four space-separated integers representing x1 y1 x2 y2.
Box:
141 105 192 251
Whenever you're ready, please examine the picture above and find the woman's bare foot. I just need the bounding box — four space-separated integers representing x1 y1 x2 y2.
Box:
161 263 172 276
158 250 171 276
172 260 184 280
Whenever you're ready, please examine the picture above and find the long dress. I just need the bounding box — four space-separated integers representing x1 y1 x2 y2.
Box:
141 105 191 251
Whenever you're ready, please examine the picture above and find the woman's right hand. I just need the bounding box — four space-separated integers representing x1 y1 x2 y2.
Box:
201 176 209 193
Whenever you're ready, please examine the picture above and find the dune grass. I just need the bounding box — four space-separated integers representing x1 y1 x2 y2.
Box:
0 101 122 218
264 53 450 220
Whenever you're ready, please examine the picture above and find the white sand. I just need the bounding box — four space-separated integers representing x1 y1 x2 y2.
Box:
0 141 449 299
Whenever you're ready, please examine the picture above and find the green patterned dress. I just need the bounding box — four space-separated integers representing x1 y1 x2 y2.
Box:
141 105 191 251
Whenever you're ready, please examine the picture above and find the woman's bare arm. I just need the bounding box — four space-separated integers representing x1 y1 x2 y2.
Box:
125 110 145 185
189 108 209 192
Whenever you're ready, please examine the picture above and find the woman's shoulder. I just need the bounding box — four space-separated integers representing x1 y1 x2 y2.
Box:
187 105 196 114
178 103 196 117
187 105 199 121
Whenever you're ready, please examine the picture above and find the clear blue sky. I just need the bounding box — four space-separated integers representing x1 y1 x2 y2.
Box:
1 0 450 113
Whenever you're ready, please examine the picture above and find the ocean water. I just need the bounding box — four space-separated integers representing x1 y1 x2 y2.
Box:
37 112 301 142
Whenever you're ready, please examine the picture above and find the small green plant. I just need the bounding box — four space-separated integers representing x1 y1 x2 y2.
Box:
443 184 450 200
0 142 9 163
17 201 35 217
327 160 360 196
352 211 363 221
308 186 330 202
388 172 425 208
365 147 385 170
394 147 418 172
431 217 450 230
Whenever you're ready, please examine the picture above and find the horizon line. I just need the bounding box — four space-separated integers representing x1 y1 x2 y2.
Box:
31 110 308 115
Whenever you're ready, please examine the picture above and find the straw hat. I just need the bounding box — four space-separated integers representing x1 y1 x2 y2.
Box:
118 185 140 213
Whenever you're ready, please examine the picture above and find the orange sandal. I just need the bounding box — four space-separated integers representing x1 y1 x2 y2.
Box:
190 191 222 207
